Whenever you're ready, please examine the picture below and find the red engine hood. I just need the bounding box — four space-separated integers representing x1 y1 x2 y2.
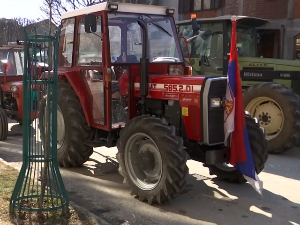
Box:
1 81 23 92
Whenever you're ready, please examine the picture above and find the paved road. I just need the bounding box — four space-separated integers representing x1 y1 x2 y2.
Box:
1 121 300 225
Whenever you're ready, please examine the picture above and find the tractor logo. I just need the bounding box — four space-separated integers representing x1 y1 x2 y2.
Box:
224 84 235 122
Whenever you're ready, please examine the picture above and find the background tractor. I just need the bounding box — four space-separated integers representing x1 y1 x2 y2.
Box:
0 42 46 140
38 2 268 205
176 15 300 154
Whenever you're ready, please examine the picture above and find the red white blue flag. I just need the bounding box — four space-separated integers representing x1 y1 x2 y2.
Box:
224 20 263 195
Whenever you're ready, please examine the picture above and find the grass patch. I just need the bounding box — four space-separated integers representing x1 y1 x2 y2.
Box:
0 161 103 225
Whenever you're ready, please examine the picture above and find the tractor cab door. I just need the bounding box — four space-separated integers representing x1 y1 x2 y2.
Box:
79 14 107 127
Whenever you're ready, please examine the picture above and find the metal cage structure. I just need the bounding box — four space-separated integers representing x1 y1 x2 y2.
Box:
9 28 69 223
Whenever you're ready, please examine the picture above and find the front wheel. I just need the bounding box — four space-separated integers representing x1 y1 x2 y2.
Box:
207 115 268 183
116 115 189 205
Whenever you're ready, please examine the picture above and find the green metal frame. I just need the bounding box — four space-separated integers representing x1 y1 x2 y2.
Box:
10 28 69 221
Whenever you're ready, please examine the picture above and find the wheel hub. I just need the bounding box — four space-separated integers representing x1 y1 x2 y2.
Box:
259 112 271 124
245 97 284 140
138 150 155 172
125 133 163 191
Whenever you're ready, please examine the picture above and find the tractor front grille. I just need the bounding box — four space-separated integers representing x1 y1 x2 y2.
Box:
201 77 227 145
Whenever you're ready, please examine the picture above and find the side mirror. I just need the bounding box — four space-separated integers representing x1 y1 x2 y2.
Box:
192 18 200 36
84 14 97 33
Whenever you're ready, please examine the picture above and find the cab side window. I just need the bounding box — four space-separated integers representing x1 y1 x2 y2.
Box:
58 18 75 67
76 16 102 66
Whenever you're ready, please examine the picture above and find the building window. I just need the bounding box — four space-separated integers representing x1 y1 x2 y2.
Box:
192 0 221 12
194 0 202 10
294 33 300 61
193 0 212 11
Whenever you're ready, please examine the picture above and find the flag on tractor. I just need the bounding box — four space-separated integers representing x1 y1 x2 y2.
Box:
224 19 263 195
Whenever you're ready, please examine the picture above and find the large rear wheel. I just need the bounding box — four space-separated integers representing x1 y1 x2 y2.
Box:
116 115 189 205
39 79 95 167
207 115 268 183
0 107 8 141
243 82 300 154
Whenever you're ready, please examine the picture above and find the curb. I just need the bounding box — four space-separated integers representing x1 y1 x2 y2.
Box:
0 158 112 225
70 200 112 225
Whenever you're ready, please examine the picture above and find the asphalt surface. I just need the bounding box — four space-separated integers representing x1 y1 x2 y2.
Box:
1 121 300 225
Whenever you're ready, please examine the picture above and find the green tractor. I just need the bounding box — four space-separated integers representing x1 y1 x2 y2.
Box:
176 15 300 154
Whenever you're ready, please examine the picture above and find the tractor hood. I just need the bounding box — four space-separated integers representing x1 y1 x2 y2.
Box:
1 81 23 93
239 57 300 70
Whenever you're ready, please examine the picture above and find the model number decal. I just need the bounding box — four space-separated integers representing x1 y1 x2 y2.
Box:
164 84 194 92
134 83 202 93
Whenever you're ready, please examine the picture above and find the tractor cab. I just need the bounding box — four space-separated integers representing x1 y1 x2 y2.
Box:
59 2 189 130
176 15 268 76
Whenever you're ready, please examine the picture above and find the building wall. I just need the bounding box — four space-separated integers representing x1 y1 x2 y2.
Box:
294 0 300 18
220 0 239 15
243 0 288 19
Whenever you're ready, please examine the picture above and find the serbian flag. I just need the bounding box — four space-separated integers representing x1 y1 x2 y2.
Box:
224 20 263 195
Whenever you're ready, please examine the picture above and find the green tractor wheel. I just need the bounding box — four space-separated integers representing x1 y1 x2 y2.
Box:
243 82 300 154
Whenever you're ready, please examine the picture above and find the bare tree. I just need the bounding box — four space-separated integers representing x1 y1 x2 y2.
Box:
0 18 36 45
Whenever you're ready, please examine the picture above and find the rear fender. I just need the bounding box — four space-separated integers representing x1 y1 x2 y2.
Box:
58 71 93 126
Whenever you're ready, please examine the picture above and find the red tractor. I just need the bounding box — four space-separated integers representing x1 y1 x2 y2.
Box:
39 2 268 205
0 43 45 140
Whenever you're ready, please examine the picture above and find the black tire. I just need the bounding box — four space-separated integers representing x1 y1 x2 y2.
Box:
243 82 300 154
208 115 268 183
116 115 189 205
0 107 8 141
39 79 95 167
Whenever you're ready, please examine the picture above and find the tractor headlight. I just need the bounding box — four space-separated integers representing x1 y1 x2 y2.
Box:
210 98 221 108
11 85 18 93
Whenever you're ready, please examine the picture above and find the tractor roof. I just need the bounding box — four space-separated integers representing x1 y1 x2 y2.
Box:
176 15 269 28
61 2 172 20
0 45 24 50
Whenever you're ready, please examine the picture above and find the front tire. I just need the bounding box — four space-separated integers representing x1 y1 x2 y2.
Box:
0 107 8 141
39 79 95 167
116 115 189 205
243 82 300 154
208 115 268 183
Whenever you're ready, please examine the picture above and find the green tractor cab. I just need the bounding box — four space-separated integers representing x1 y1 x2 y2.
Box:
176 15 300 154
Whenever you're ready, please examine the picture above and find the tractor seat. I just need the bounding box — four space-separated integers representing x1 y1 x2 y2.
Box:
126 55 139 63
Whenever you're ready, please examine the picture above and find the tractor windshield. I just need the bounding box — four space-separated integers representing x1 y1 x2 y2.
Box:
178 22 224 75
177 21 258 75
228 25 257 57
108 13 183 63
0 49 23 76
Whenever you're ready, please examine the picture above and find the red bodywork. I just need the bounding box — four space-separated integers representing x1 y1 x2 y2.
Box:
57 10 205 141
59 64 205 141
1 65 40 121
